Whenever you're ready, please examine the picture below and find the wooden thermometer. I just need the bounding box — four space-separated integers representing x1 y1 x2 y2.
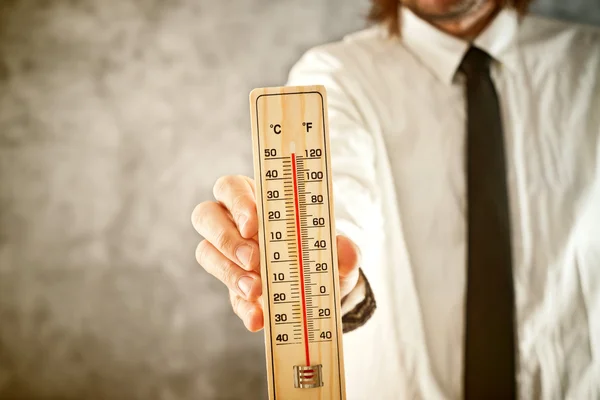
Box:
249 85 346 400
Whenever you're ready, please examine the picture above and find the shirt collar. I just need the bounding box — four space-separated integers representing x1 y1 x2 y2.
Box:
400 6 520 84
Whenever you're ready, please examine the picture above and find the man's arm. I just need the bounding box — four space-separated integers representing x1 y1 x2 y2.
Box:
286 46 383 332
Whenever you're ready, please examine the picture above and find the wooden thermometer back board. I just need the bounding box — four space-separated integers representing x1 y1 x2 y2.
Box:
249 85 346 400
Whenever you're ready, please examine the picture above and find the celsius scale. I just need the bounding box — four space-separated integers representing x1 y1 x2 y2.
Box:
250 85 347 400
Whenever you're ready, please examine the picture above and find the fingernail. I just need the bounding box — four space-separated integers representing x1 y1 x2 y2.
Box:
236 244 252 268
244 307 256 331
237 214 248 231
237 276 253 297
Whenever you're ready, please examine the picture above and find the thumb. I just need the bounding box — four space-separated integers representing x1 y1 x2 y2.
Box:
336 235 360 298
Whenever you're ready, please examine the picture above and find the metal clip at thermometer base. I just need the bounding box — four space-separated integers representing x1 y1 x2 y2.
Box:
250 86 347 400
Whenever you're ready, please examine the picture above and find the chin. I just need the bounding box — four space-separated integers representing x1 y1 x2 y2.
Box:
405 0 491 20
410 0 483 14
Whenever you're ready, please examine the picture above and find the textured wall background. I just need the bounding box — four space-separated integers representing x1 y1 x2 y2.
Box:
0 1 598 399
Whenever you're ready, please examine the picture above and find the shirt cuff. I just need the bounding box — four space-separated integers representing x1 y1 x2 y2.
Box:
341 268 376 333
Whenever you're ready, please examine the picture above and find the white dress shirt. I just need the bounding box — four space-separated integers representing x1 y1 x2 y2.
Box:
286 6 600 400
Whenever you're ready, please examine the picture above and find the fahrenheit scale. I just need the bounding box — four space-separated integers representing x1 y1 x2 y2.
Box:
250 85 346 400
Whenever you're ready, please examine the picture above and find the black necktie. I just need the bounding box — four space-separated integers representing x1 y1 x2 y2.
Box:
461 47 517 399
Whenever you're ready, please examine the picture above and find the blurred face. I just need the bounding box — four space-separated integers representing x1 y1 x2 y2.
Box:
402 0 490 21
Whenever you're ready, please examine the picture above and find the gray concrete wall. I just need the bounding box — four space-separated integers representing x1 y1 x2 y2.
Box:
0 1 598 399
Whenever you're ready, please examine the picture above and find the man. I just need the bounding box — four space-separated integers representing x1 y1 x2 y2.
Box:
191 0 600 398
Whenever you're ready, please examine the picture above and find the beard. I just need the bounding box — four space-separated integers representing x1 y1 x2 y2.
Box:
404 0 490 22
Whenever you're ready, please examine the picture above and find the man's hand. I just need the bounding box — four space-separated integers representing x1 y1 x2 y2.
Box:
191 175 361 332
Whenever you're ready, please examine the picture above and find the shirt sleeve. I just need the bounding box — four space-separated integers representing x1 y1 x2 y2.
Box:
285 46 382 333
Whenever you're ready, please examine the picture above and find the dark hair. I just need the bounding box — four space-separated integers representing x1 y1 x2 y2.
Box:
368 0 534 35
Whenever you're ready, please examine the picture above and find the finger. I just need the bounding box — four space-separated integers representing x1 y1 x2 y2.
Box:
336 235 361 297
191 201 259 272
196 239 262 300
240 175 256 196
213 175 258 239
229 290 264 332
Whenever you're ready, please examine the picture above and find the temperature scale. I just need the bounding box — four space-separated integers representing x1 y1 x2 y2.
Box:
250 85 346 400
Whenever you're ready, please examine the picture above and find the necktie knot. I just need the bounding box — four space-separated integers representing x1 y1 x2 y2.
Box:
459 46 492 77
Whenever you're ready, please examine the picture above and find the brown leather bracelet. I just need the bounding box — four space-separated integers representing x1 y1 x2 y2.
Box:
342 268 377 333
